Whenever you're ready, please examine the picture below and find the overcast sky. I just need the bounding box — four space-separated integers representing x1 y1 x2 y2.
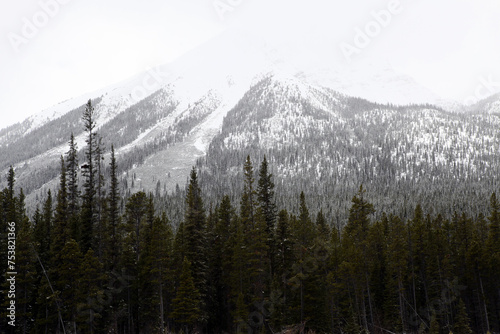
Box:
1 0 500 129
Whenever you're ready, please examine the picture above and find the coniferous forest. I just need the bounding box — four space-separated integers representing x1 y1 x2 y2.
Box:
1 101 500 334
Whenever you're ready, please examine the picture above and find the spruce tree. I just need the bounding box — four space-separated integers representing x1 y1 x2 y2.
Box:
257 155 277 275
241 156 269 318
171 257 202 332
487 192 500 261
273 209 295 328
214 195 236 331
241 155 257 230
105 145 121 271
95 135 105 258
453 299 473 334
66 133 80 241
78 249 106 333
137 194 161 332
230 217 250 326
51 156 70 260
385 214 409 332
57 239 83 332
16 221 38 332
183 167 208 320
150 212 174 333
341 185 375 333
7 165 15 201
315 209 330 241
429 314 440 334
81 99 98 253
35 190 53 265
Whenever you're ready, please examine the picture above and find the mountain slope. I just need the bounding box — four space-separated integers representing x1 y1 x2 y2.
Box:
198 75 500 221
1 32 499 222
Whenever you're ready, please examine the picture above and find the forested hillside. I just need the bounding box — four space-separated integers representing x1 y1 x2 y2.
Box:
199 76 500 223
1 100 500 334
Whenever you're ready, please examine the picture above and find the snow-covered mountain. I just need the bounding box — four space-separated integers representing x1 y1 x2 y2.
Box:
1 31 499 221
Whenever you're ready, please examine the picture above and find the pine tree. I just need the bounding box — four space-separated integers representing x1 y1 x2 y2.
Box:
104 144 121 271
150 212 174 333
241 156 269 321
78 249 106 333
327 222 344 334
35 190 53 265
172 221 186 276
367 214 389 327
453 299 473 334
7 165 15 201
289 192 323 329
294 191 317 258
385 214 408 332
230 217 250 327
408 204 430 329
273 208 295 328
429 314 440 334
486 192 500 331
5 187 37 333
95 135 106 259
51 156 70 260
16 220 38 332
57 238 83 332
241 155 257 230
488 192 500 247
257 155 277 275
0 167 16 330
315 209 330 241
212 195 236 332
121 191 148 333
341 185 375 333
137 194 162 332
183 167 208 321
487 192 500 261
125 191 147 261
171 257 202 331
66 132 80 241
81 99 98 253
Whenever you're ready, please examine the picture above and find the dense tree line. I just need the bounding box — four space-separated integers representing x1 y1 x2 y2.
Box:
1 100 500 333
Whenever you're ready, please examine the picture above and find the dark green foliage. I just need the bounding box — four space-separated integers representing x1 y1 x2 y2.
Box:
66 132 80 242
171 257 202 329
315 209 330 240
183 167 208 322
4 144 500 334
104 144 121 271
81 99 98 253
51 156 70 260
257 155 277 276
34 190 53 265
453 299 473 334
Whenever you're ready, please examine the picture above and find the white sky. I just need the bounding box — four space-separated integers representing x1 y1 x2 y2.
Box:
1 0 500 129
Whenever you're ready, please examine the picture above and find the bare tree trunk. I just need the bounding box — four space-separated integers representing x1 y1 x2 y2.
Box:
366 272 374 331
159 267 165 333
478 272 490 333
398 274 406 332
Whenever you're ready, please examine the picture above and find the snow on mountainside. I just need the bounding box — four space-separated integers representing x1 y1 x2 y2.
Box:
468 92 500 115
1 30 452 142
200 75 500 221
2 30 499 216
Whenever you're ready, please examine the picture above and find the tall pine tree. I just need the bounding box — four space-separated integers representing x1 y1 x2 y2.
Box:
183 167 208 323
81 99 98 253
